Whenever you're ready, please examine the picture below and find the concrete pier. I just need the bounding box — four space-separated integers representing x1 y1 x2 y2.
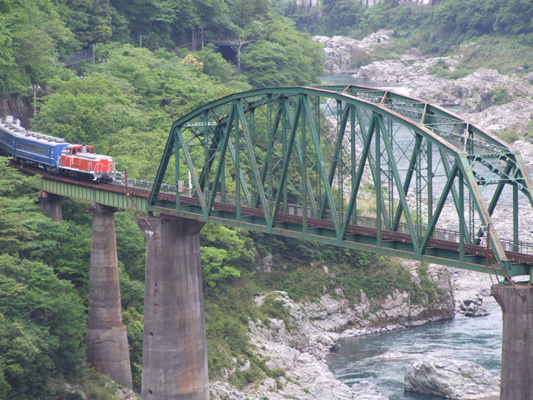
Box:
86 203 132 389
138 216 208 400
492 283 533 400
39 191 62 221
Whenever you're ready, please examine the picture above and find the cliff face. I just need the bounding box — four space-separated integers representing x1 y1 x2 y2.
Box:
0 97 33 128
301 262 454 336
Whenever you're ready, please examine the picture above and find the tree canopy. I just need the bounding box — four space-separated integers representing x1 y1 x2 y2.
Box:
298 0 533 53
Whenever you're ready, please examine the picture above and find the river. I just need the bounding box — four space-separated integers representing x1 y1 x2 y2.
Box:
322 73 503 399
326 301 501 399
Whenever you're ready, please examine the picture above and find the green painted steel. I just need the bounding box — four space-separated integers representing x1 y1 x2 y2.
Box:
147 85 533 277
37 179 150 212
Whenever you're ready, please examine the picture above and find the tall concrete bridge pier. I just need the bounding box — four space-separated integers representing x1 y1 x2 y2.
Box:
492 284 533 400
39 191 62 222
86 203 133 389
138 216 209 400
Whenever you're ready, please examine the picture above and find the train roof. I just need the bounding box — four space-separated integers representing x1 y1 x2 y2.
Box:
0 116 67 146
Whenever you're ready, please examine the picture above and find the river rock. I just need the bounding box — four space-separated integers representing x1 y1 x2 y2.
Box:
512 140 533 167
462 96 533 136
314 30 393 73
243 291 389 399
304 262 454 336
344 37 533 136
221 274 454 400
210 256 455 399
458 296 490 317
405 357 500 399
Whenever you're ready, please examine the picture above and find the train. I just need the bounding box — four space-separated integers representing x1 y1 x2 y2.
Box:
0 115 115 182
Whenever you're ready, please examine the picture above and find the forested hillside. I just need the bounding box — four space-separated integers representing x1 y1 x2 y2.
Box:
298 0 532 54
0 0 323 96
1 0 531 398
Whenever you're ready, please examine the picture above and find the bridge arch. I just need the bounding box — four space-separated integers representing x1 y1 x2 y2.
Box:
149 86 533 278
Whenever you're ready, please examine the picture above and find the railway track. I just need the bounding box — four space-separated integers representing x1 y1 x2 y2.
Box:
17 163 533 267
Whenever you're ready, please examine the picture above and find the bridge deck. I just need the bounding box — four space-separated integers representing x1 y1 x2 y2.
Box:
22 164 533 277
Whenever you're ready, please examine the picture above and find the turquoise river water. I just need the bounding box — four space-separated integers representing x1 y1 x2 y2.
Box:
326 301 502 399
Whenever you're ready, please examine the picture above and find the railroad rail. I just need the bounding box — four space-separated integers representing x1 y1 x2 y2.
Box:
18 164 533 269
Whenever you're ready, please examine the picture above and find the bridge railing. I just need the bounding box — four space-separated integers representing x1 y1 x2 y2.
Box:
114 174 533 256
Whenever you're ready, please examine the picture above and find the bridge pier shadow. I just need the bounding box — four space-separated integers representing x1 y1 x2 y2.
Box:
492 283 533 400
86 203 133 389
138 216 208 400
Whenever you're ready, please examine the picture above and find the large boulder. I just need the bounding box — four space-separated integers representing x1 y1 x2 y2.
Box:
404 357 500 399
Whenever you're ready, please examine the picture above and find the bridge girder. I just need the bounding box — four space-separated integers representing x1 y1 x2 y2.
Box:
149 86 533 278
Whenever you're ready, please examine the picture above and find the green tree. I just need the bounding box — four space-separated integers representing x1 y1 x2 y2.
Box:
320 0 365 36
0 254 86 398
0 15 14 94
200 224 255 287
0 0 77 93
241 20 324 88
194 45 235 83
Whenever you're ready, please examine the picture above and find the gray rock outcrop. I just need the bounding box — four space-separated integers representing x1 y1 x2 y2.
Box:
210 261 455 400
404 357 500 399
313 30 393 74
316 32 533 137
305 262 454 336
210 290 389 399
355 59 533 136
353 58 533 115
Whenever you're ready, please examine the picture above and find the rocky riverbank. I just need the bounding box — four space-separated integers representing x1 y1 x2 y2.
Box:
210 262 454 400
315 32 533 137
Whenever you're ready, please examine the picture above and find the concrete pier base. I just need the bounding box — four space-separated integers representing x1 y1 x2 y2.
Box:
138 216 208 400
492 283 533 400
87 203 132 389
40 191 62 221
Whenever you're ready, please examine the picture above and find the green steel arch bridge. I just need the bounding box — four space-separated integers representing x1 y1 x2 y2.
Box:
36 85 533 281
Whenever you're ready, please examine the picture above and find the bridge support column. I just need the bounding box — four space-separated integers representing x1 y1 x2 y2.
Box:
492 283 533 400
138 216 208 400
39 191 62 221
86 203 133 389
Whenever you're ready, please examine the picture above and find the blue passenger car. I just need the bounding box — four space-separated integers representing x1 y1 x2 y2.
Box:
0 116 69 169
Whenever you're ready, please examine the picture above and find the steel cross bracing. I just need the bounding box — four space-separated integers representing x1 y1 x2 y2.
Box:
148 86 533 279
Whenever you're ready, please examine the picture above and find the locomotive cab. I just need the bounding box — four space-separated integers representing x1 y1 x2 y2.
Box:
61 144 95 155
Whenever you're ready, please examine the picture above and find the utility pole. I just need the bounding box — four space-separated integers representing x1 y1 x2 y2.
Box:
29 85 39 118
200 26 205 49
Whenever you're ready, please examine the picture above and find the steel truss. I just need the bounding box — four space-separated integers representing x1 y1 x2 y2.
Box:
149 86 533 278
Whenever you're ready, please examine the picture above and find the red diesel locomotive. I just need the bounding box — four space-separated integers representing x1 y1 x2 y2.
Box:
59 144 115 182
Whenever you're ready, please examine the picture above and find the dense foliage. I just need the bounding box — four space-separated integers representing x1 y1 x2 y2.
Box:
296 0 533 54
0 0 323 96
0 160 92 398
240 20 323 87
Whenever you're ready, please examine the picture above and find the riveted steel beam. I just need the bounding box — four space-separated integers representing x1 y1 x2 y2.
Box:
146 86 533 278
